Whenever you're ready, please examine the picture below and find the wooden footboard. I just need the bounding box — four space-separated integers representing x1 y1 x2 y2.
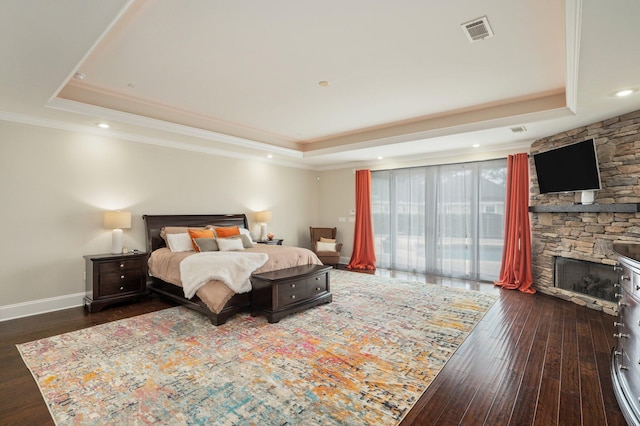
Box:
148 278 251 326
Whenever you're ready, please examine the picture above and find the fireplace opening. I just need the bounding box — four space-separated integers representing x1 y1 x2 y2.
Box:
554 257 618 302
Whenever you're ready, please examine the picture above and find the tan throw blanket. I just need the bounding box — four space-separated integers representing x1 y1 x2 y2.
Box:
179 252 268 299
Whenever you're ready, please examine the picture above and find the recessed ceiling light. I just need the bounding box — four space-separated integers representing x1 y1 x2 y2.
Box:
377 156 384 160
318 81 330 87
97 123 110 129
472 144 480 148
73 72 85 81
266 154 273 159
612 88 637 97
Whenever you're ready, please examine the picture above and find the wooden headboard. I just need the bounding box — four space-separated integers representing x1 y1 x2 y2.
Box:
143 214 249 252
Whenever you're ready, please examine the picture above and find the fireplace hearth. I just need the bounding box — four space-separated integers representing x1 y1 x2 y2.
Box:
554 257 618 302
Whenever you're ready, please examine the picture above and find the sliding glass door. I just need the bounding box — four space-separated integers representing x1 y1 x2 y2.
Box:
372 158 507 281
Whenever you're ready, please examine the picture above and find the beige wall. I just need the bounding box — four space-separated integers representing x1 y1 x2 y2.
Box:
0 120 319 310
316 168 357 263
0 119 522 317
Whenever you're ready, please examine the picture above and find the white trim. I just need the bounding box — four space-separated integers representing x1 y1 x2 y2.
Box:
564 0 582 113
0 292 85 322
0 109 312 170
48 0 138 102
304 102 572 159
314 139 534 171
46 98 303 158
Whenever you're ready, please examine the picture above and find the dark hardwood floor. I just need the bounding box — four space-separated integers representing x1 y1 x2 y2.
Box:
0 270 627 425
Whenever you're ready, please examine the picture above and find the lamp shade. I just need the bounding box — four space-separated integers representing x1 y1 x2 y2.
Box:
255 210 272 223
104 211 132 229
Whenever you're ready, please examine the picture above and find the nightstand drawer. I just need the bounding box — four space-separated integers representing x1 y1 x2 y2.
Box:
99 258 144 274
99 273 144 296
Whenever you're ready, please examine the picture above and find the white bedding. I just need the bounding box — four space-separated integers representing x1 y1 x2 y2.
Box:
179 251 268 299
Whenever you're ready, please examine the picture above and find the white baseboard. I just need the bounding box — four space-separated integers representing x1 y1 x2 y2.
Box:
0 292 85 322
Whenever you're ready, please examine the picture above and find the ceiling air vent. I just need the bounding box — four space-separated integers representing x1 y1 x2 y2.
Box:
461 16 494 43
510 126 527 133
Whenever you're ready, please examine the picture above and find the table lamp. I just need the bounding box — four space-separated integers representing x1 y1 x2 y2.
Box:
255 210 272 241
104 211 132 254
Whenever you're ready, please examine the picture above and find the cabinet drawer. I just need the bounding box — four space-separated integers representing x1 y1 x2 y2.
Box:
276 283 305 308
620 349 640 402
303 274 328 297
622 292 640 331
619 264 640 300
274 273 329 308
99 259 144 274
98 272 143 297
633 272 640 299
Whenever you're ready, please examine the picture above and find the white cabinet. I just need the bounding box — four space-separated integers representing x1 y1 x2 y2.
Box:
612 243 640 425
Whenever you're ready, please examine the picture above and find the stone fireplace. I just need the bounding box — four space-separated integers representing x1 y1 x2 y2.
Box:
529 109 640 316
554 256 617 302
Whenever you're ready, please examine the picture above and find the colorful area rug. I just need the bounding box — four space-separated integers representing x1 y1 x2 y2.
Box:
17 270 498 425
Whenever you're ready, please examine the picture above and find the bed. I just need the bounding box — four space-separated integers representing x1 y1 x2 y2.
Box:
143 214 322 325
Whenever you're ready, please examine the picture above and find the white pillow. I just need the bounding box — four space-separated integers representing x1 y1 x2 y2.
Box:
316 241 337 252
217 237 245 251
167 233 195 252
239 227 254 243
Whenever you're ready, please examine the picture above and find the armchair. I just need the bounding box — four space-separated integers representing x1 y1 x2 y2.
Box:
309 227 342 266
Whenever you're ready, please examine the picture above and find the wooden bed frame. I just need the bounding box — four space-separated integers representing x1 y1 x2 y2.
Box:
143 213 252 325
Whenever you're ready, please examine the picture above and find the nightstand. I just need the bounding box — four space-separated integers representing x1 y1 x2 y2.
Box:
256 239 283 245
83 252 148 312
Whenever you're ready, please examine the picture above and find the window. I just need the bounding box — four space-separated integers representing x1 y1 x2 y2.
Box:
372 158 507 281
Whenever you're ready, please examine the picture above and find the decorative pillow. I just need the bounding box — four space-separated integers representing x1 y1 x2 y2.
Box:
188 229 215 250
220 234 253 248
160 226 203 243
316 241 337 252
167 233 195 252
239 227 254 243
215 226 241 238
240 234 254 248
217 237 245 251
229 235 253 248
320 237 336 243
193 238 219 252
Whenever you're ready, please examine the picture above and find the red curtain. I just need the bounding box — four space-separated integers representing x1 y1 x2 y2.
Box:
347 170 377 270
494 153 535 294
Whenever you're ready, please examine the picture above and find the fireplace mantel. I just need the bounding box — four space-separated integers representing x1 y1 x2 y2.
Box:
529 203 640 213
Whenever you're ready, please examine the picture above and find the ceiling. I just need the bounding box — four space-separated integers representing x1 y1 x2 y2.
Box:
2 0 640 170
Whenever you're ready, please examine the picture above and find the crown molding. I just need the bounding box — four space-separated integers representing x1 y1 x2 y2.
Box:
314 140 534 172
0 110 313 170
46 97 303 158
304 100 572 159
564 0 582 114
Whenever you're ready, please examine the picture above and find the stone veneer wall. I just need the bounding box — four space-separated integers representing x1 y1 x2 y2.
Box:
529 109 640 315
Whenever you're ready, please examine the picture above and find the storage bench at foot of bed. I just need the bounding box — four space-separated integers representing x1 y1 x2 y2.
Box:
250 264 333 323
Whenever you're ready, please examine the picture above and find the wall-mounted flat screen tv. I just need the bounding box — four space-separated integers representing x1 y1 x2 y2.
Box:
533 139 601 194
